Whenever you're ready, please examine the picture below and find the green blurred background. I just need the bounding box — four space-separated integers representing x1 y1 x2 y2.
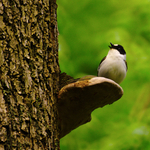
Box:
57 0 150 149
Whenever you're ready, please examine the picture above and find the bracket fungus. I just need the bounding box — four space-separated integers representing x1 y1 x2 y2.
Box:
58 74 123 138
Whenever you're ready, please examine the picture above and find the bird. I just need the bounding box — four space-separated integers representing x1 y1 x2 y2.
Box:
97 42 127 84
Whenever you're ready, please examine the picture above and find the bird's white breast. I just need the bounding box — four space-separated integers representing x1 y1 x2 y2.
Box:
98 50 127 84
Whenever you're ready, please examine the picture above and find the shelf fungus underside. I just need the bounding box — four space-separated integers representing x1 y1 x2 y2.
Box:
58 76 123 138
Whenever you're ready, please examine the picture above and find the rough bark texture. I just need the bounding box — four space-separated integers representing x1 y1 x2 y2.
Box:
0 0 60 149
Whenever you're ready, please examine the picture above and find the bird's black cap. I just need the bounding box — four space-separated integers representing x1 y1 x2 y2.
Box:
109 42 126 55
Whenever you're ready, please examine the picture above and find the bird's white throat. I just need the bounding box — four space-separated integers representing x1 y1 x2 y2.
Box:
107 49 126 61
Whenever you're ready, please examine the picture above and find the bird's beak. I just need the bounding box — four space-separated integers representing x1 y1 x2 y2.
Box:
109 42 114 49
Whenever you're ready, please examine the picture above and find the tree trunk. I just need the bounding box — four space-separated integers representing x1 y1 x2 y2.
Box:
0 0 60 149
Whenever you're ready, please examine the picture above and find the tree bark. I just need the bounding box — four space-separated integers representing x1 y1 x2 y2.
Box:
0 0 60 149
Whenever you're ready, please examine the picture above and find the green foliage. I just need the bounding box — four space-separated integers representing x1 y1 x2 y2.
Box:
57 0 150 149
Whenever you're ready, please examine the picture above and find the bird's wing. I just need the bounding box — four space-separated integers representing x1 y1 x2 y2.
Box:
99 56 106 66
125 60 128 71
97 56 106 75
